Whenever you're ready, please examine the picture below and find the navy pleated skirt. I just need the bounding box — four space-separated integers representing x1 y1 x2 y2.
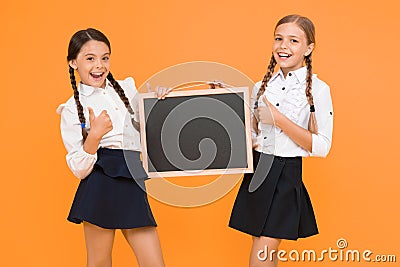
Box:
229 150 318 240
67 148 157 229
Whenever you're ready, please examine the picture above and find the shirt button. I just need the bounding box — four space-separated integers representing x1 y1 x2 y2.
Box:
282 87 285 90
125 124 128 128
115 107 119 110
103 91 106 95
276 103 279 106
330 112 333 115
263 137 267 139
288 73 292 76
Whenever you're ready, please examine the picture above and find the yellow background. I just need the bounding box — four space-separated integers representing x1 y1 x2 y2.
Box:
1 0 399 266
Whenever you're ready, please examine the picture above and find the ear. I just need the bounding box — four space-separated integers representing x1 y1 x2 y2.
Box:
69 60 77 70
305 43 315 57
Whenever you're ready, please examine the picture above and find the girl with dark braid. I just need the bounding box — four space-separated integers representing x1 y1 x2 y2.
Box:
229 15 333 266
57 28 164 267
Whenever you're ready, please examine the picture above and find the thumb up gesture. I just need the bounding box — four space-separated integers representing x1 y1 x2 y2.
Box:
88 107 113 140
257 95 281 125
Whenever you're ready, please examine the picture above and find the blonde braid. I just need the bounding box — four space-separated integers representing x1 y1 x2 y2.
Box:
253 54 277 133
305 55 318 133
305 55 314 109
255 54 277 107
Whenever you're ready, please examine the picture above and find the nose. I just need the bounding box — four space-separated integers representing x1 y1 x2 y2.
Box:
95 58 104 69
279 39 288 49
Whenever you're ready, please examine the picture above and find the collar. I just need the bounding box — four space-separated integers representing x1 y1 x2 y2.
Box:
79 79 113 96
269 66 308 84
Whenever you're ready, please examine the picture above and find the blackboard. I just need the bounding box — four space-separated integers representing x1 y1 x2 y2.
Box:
138 87 253 177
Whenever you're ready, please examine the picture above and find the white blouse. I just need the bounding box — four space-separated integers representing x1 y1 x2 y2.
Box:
57 77 141 179
252 66 333 157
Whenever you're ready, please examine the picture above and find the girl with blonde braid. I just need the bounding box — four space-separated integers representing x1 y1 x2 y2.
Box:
229 15 333 267
57 28 164 267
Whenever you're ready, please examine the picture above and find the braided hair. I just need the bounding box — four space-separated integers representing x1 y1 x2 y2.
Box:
255 54 277 107
69 65 88 140
305 55 314 108
107 72 140 131
67 28 139 142
255 14 318 133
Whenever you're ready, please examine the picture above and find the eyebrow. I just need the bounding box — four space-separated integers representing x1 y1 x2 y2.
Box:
84 52 110 57
275 34 300 39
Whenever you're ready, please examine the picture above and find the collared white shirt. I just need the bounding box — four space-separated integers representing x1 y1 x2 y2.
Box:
56 77 141 179
252 66 333 157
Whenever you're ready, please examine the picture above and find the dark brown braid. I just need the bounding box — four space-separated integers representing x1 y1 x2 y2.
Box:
69 66 88 141
107 72 140 132
305 55 314 107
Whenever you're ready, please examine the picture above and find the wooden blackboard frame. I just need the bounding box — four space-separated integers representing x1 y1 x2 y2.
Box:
138 87 253 177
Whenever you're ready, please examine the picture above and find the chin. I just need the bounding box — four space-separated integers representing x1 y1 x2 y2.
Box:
278 63 292 69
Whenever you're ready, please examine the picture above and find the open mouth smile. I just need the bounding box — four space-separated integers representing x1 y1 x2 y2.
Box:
90 72 105 80
278 52 292 59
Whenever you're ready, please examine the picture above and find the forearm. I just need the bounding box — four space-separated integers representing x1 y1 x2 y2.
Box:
83 131 102 154
275 114 312 152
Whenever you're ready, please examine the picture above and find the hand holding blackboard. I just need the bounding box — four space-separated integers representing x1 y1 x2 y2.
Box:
146 82 172 100
148 81 227 100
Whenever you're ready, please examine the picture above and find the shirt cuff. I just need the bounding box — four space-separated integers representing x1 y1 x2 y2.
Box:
79 145 98 158
67 146 98 179
311 133 330 157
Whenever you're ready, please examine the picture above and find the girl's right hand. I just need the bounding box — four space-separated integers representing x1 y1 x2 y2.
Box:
87 107 113 140
258 96 281 125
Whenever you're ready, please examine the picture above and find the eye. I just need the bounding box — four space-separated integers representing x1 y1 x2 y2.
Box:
290 39 299 43
102 56 110 61
86 57 95 61
274 37 282 41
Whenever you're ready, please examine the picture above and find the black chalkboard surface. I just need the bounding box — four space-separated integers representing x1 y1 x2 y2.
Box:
138 87 253 177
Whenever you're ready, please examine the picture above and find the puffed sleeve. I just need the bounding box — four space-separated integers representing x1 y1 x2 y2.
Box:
310 83 334 157
57 102 97 179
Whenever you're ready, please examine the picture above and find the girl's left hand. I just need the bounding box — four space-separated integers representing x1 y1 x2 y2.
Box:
147 83 172 100
257 95 282 125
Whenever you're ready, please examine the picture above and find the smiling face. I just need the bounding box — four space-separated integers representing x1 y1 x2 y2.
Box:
272 22 314 76
69 40 110 88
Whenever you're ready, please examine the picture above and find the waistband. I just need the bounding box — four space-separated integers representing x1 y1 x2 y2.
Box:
97 147 141 159
253 150 302 163
95 148 148 179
